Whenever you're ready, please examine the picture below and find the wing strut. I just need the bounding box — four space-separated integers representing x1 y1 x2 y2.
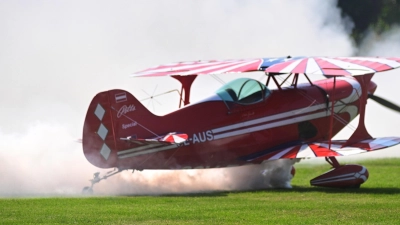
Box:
342 74 373 147
266 74 282 90
328 76 336 150
171 75 198 107
326 156 340 168
266 73 314 89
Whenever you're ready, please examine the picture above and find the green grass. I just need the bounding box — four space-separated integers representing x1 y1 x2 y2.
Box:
1 158 400 224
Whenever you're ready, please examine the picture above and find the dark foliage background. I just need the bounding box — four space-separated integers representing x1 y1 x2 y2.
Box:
338 0 400 45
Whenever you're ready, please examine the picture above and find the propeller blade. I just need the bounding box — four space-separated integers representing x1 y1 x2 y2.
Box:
368 94 400 113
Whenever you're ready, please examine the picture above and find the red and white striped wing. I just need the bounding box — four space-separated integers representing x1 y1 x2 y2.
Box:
265 57 400 76
251 137 400 162
132 58 264 77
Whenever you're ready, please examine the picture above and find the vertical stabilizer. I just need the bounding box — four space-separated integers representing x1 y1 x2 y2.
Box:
82 89 157 168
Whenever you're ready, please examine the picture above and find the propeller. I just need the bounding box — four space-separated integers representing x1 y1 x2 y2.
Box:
368 94 400 113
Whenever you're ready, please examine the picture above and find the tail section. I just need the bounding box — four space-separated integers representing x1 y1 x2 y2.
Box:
82 89 158 168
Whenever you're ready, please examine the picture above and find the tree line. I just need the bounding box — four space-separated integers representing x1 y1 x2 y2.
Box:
338 0 400 44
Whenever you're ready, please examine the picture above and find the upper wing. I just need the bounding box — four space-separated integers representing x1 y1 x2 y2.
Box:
132 56 400 77
265 57 400 76
243 137 400 163
131 57 296 77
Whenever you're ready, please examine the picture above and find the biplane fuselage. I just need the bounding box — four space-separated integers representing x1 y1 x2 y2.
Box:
83 76 365 170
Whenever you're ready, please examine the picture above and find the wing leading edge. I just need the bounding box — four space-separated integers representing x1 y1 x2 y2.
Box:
265 57 400 76
131 57 297 77
132 57 400 77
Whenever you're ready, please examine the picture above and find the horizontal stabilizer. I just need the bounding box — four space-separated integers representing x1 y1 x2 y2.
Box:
121 132 188 145
120 137 172 146
117 133 187 159
246 137 400 162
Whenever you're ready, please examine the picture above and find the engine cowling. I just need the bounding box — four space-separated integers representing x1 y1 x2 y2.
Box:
310 164 369 188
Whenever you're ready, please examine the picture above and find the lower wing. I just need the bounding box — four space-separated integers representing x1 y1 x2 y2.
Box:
244 137 400 163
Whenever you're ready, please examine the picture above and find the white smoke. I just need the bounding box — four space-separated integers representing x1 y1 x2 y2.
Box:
358 26 400 56
0 122 94 196
0 0 398 196
90 159 296 195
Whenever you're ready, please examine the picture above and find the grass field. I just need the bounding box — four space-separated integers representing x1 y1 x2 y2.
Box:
1 158 400 224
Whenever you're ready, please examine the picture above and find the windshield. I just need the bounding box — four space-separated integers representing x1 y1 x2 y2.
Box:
216 78 270 105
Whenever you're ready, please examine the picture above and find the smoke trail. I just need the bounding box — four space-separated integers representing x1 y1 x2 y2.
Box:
90 159 296 195
0 122 95 196
358 26 400 57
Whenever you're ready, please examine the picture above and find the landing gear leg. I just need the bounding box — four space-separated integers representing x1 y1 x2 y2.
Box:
325 156 340 168
82 168 132 194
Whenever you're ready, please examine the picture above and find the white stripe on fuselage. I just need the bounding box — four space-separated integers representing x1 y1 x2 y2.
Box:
118 143 164 155
212 103 327 134
118 144 178 158
213 105 350 140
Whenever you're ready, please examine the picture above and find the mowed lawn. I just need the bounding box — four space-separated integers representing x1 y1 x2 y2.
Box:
1 158 400 224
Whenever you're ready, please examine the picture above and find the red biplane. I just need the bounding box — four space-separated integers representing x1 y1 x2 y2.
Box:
82 56 400 193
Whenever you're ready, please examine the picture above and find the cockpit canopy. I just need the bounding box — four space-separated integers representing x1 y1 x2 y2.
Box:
216 78 271 105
